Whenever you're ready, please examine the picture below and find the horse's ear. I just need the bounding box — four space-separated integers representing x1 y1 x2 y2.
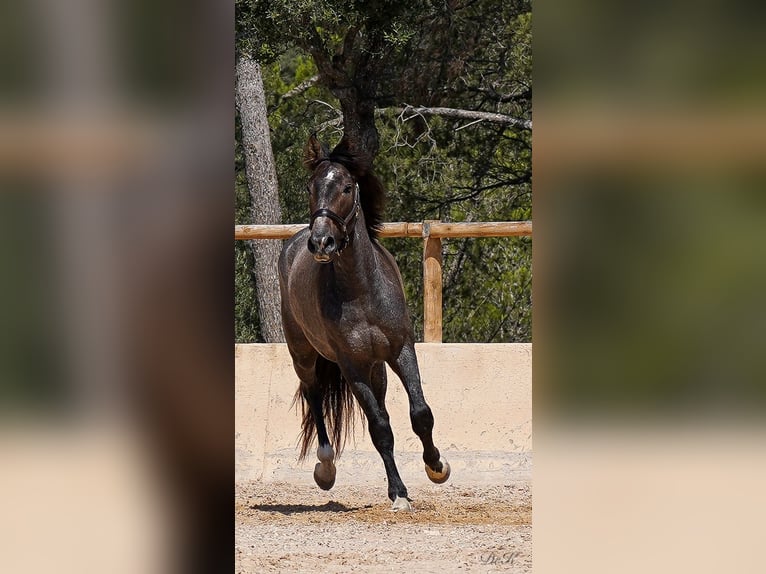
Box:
303 133 328 170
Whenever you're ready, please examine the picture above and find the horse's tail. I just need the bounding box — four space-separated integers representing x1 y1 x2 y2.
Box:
293 356 359 461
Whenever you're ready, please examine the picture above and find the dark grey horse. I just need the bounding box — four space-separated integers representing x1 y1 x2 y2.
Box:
278 134 450 511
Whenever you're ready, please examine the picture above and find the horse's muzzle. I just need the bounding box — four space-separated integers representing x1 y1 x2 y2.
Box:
308 233 336 263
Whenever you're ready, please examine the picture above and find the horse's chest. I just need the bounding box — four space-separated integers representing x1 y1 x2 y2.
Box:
323 300 379 338
306 297 391 358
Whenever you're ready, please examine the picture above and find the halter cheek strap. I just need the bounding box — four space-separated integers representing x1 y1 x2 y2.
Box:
309 183 360 254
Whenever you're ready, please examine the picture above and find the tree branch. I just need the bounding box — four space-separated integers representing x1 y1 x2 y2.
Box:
465 85 532 104
391 105 531 130
269 75 319 114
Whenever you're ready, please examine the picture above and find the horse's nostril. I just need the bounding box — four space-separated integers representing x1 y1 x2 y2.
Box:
309 234 335 255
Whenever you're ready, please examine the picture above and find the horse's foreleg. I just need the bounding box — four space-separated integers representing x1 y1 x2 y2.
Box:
344 364 411 511
390 344 451 484
290 348 337 490
303 382 336 490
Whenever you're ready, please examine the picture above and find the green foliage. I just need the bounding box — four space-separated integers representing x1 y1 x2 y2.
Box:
234 240 261 343
236 0 532 343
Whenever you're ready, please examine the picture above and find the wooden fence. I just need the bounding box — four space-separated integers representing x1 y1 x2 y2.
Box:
235 220 532 342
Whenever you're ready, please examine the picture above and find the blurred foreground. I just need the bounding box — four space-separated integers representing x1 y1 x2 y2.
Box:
1 1 232 573
534 1 766 572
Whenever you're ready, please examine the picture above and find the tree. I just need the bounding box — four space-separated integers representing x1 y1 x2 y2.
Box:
235 55 284 342
236 0 532 343
240 0 530 157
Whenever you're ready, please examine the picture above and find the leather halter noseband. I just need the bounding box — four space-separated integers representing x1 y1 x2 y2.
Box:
309 180 361 254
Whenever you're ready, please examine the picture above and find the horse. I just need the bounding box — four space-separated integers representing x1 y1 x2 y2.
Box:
277 134 451 511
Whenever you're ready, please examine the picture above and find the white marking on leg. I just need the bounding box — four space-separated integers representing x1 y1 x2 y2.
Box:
390 496 413 512
317 444 334 463
314 445 336 490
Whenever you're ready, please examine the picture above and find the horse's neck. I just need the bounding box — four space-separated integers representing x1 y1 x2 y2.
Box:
331 220 376 281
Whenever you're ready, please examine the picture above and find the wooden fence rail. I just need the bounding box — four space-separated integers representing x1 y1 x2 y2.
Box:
235 220 532 342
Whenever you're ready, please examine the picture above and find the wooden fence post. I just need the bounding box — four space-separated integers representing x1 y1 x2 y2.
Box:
423 220 443 343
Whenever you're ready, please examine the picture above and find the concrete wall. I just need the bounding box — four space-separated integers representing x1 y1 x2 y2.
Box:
235 343 531 485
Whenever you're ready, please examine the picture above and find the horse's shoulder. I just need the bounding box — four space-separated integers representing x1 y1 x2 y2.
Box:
279 228 310 279
371 240 405 288
370 240 393 267
281 228 309 260
370 238 392 259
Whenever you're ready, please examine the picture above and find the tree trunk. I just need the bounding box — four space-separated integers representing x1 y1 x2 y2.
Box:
235 55 285 342
307 28 382 163
331 86 379 160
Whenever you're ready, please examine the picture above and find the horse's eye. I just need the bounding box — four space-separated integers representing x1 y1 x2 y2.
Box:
343 185 352 194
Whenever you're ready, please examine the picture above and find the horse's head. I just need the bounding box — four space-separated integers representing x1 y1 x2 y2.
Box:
303 134 361 263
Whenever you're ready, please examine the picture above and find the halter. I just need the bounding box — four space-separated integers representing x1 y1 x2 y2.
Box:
309 182 361 255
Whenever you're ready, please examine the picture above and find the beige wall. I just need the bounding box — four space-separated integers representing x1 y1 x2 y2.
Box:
235 343 532 485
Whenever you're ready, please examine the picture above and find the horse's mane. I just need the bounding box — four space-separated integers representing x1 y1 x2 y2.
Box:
305 134 386 240
327 150 385 240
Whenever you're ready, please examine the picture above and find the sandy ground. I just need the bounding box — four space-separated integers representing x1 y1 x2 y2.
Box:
236 480 531 573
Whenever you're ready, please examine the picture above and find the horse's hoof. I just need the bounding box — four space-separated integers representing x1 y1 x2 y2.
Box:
313 462 336 490
390 496 413 512
425 457 451 484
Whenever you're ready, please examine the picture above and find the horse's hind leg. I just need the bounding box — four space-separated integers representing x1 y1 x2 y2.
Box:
390 344 451 484
369 363 412 511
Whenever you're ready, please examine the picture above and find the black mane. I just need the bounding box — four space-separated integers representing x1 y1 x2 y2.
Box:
326 146 386 240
